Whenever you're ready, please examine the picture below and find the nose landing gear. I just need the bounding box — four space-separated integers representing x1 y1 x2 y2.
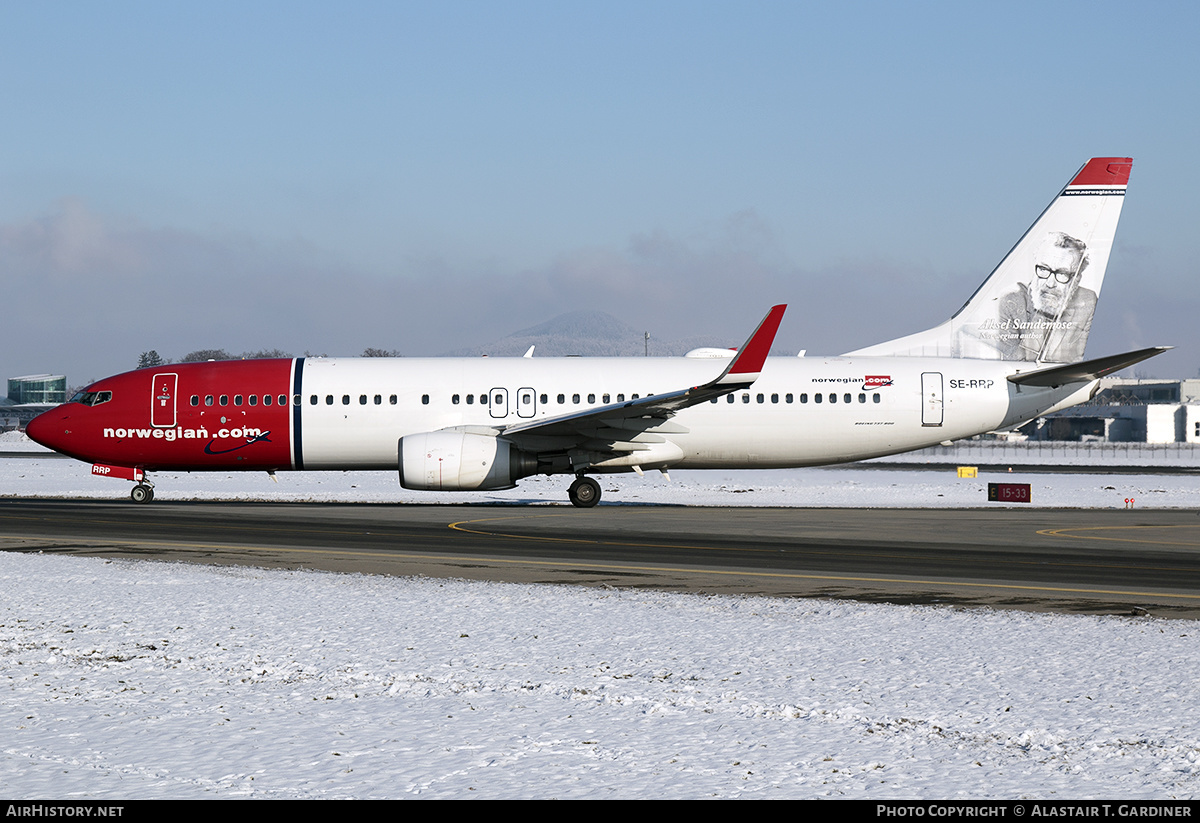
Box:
130 481 155 503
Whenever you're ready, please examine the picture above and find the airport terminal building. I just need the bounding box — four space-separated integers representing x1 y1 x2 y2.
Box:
1031 378 1200 444
2 375 66 431
7 374 66 405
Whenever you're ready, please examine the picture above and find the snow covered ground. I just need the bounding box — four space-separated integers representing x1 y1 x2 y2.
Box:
3 430 1200 798
3 552 1198 799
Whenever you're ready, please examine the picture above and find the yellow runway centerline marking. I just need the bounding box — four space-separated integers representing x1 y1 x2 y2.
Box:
1038 524 1200 548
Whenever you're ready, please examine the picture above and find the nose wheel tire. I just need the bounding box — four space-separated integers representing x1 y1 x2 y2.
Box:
130 484 154 504
568 476 601 508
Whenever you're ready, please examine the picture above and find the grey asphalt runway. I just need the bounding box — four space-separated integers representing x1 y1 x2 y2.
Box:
4 499 1200 618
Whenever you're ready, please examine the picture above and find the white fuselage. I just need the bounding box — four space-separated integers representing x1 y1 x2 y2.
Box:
294 355 1093 471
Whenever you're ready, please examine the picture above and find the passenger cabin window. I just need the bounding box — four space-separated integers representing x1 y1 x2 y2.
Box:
234 395 243 406
374 395 382 405
342 395 350 405
248 395 257 406
219 395 229 406
360 395 367 405
326 395 334 405
263 395 272 406
389 395 397 405
190 395 199 406
422 395 430 405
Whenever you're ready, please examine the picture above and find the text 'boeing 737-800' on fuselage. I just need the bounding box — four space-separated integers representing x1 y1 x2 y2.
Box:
27 158 1168 506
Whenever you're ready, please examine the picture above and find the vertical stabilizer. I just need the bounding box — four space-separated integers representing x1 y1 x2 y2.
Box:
846 158 1131 363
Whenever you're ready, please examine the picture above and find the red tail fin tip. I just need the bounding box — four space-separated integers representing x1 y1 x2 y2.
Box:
1070 157 1132 187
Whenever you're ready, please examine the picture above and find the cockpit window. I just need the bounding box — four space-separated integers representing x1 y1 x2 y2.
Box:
71 390 113 407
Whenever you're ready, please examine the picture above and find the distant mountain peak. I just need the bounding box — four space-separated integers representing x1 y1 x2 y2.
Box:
511 310 638 341
442 310 723 357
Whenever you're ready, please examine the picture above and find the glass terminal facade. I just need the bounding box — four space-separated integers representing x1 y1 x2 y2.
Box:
7 375 67 405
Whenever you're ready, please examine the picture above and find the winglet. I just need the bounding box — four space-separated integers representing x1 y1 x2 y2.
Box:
717 304 786 384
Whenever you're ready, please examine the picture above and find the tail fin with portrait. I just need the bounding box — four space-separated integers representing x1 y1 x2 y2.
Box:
846 157 1131 363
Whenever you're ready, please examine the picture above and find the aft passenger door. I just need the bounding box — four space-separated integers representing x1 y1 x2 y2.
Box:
921 372 943 427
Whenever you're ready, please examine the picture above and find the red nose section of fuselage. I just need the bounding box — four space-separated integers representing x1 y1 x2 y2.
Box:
25 406 70 454
26 360 297 472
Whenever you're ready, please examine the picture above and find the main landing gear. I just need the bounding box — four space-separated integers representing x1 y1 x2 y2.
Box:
130 481 155 504
567 475 601 508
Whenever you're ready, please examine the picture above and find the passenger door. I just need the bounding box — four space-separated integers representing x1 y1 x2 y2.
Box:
151 372 178 428
921 372 943 427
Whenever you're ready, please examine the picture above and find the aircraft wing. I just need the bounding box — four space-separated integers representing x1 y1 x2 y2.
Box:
1007 347 1171 388
498 305 786 442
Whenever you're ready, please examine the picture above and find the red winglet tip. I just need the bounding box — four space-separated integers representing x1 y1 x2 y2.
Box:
1070 157 1132 187
727 305 786 375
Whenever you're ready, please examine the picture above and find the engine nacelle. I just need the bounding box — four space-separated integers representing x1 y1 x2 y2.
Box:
398 431 538 491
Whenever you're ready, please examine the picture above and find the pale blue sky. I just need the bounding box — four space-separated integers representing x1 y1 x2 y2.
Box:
3 1 1198 381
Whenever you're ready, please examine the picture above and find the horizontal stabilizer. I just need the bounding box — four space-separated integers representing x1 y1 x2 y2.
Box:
1006 347 1170 388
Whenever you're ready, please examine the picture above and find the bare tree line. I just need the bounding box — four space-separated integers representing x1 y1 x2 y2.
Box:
137 348 401 369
